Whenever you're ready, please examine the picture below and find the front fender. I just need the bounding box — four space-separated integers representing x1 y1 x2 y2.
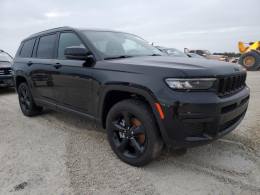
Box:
97 84 170 144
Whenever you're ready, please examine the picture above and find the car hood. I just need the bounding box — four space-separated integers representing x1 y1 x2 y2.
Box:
0 61 12 68
104 56 246 77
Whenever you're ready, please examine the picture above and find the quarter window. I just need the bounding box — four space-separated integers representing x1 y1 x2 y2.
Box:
58 33 85 59
37 34 56 59
20 39 36 58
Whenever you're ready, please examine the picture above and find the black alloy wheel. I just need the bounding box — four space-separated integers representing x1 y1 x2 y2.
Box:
111 110 147 159
19 87 30 112
106 99 163 167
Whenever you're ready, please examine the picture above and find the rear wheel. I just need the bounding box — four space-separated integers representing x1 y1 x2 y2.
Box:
238 51 260 71
106 99 164 166
18 82 43 117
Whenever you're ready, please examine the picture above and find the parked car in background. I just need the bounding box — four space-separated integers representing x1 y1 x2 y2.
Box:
188 49 229 62
186 53 206 59
12 27 250 166
230 57 239 63
0 50 14 87
156 46 189 58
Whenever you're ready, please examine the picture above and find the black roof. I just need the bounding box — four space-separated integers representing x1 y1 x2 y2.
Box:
23 26 126 42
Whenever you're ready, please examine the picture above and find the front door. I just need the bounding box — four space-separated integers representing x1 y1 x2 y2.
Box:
196 50 206 58
50 32 94 119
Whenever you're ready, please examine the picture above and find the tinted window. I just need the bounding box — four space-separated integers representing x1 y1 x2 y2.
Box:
58 33 85 59
196 50 204 56
20 39 36 58
37 34 56 58
189 50 194 53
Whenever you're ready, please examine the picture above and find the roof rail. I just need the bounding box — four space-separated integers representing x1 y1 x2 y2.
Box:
28 26 71 37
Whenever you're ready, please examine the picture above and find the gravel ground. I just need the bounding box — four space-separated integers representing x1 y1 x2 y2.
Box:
0 71 259 195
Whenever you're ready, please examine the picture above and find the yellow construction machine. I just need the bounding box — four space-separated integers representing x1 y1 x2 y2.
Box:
238 41 260 70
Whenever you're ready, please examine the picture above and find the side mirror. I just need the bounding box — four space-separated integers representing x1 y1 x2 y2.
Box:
202 53 206 57
64 46 93 60
184 48 189 53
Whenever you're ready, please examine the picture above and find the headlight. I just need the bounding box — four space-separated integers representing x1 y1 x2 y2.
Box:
219 57 226 60
165 78 216 90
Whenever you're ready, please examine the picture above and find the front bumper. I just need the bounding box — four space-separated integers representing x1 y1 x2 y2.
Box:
0 75 14 87
159 86 250 149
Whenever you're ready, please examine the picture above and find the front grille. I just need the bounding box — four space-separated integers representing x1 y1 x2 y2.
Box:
218 110 246 133
221 103 237 114
0 68 12 75
240 95 250 105
218 73 246 97
184 123 205 137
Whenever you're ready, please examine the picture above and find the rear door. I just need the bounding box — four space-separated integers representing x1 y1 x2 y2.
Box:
29 34 57 107
50 32 94 119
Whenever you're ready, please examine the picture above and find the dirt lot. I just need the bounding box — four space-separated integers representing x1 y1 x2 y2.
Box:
0 72 259 195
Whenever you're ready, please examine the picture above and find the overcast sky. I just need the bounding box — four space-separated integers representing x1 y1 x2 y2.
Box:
1 0 259 56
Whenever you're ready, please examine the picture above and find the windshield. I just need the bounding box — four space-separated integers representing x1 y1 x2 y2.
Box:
83 31 163 58
190 53 205 59
0 52 13 62
162 49 188 58
204 50 212 55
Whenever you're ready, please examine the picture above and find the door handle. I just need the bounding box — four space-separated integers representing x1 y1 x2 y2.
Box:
27 61 33 66
53 63 62 69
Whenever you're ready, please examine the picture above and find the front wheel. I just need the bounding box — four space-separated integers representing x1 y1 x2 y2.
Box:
106 99 164 167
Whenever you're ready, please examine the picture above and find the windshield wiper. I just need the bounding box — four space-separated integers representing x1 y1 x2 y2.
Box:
104 55 133 60
150 54 162 56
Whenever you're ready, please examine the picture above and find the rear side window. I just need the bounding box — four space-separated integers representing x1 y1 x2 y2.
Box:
20 39 36 58
37 34 56 58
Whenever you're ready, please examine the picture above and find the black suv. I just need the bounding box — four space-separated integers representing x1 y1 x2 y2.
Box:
0 50 14 87
12 27 250 166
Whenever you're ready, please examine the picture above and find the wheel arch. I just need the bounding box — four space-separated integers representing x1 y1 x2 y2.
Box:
15 74 29 91
98 85 167 142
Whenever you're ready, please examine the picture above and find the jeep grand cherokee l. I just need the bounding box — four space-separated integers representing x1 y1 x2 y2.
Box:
12 27 250 166
0 50 14 87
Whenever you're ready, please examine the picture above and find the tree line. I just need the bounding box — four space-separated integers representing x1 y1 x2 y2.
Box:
213 52 241 58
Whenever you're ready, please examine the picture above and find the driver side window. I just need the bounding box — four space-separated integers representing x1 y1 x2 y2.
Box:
196 50 204 56
58 33 85 59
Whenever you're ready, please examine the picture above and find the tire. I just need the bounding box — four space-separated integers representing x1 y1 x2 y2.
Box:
18 82 43 117
106 99 164 166
238 51 260 71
